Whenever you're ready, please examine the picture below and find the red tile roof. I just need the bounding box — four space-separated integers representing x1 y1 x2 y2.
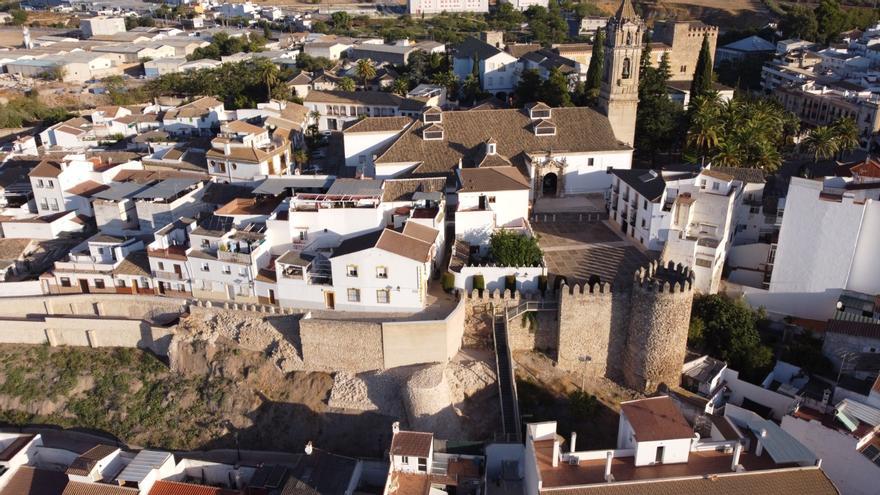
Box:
620 396 693 442
390 431 433 458
148 480 242 495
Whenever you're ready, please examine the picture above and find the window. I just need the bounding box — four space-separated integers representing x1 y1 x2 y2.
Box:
94 279 105 289
46 180 53 189
222 265 231 274
680 65 687 73
622 57 631 79
423 112 442 123
423 129 444 140
588 157 595 166
700 179 706 189
358 155 366 165
36 179 44 188
239 267 247 276
712 182 720 191
298 231 307 241
60 277 71 287
376 289 390 304
489 196 496 203
157 262 165 271
231 163 237 170
641 219 646 228
201 239 210 249
201 263 209 272
49 198 59 211
39 199 48 211
347 288 360 302
117 279 126 288
643 200 647 210
376 266 387 279
346 265 358 277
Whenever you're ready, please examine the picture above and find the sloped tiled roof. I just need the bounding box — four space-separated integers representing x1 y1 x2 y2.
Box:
402 221 439 245
619 396 693 442
375 107 628 177
390 431 433 457
459 166 529 192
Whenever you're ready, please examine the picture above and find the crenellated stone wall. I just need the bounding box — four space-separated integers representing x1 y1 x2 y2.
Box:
464 260 696 394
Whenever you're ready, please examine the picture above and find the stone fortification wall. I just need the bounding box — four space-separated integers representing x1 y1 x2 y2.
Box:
299 318 385 372
557 282 629 379
464 289 558 352
623 262 695 393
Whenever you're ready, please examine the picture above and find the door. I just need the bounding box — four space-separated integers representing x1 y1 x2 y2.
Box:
226 283 235 300
173 264 182 278
269 289 276 305
78 279 89 294
655 446 664 464
158 281 166 295
325 291 335 310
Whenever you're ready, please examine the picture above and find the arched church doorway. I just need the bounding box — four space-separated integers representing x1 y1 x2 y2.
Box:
542 173 558 196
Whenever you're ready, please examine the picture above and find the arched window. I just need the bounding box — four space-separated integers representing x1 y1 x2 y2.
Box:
626 32 632 45
622 58 631 79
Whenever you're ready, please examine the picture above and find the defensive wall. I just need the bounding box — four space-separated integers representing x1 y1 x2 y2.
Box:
464 260 695 393
0 293 467 373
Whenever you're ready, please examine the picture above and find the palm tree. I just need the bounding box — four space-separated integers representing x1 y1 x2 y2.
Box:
355 58 376 90
254 58 280 102
687 96 721 154
832 117 860 157
804 125 840 163
337 77 356 92
391 77 409 97
292 149 308 172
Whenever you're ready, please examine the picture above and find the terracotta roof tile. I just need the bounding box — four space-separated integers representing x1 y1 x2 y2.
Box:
459 166 529 192
62 481 139 495
390 431 433 457
376 229 433 263
148 480 242 495
402 222 439 245
29 160 63 178
0 466 67 495
66 444 119 476
620 396 693 442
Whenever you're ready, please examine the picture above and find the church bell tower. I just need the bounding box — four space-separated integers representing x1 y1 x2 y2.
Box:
597 0 644 147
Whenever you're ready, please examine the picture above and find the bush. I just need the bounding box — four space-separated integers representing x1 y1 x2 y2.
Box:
569 390 600 419
441 272 454 292
489 229 543 266
473 274 485 292
505 275 516 293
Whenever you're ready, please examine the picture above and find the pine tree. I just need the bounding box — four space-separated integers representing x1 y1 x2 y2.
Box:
584 27 605 104
690 35 714 100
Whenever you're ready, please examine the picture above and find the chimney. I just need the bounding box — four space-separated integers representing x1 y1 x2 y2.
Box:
224 142 231 155
552 439 560 467
570 432 577 453
755 428 767 456
604 451 613 482
730 441 742 471
457 158 463 169
392 421 400 435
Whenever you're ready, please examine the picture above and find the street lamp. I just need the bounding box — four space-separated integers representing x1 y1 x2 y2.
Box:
578 355 591 391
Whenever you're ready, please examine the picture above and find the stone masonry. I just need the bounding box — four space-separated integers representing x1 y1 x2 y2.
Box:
465 260 695 394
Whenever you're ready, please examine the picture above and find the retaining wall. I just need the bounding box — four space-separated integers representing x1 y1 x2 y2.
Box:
0 316 174 355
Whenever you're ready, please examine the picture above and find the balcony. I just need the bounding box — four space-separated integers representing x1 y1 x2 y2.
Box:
218 250 252 264
153 270 184 280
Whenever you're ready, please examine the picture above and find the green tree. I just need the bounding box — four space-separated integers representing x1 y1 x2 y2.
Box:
781 6 819 41
331 11 351 30
538 67 572 107
584 27 605 104
337 77 356 92
10 9 27 26
804 125 840 163
690 35 714 100
355 58 376 89
390 77 410 96
254 58 280 102
515 69 543 105
832 117 860 156
489 230 543 267
816 0 846 44
636 50 683 164
690 294 773 377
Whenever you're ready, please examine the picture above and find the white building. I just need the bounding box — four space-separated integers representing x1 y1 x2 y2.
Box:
524 394 829 495
781 397 880 495
408 0 488 15
304 91 419 132
162 96 227 137
766 171 880 319
371 104 632 195
456 162 530 250
80 16 127 39
452 37 518 96
205 120 292 182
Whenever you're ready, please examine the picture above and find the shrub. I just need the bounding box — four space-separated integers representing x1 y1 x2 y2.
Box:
473 274 485 292
569 390 600 419
505 275 516 293
489 229 543 266
441 272 455 292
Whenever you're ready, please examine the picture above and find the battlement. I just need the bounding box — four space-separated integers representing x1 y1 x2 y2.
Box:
559 281 614 296
633 260 694 293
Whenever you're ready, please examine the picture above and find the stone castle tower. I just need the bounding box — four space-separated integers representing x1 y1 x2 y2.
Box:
555 261 694 394
597 0 644 147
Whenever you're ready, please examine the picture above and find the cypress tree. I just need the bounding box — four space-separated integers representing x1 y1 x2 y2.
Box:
584 27 605 103
690 35 714 100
